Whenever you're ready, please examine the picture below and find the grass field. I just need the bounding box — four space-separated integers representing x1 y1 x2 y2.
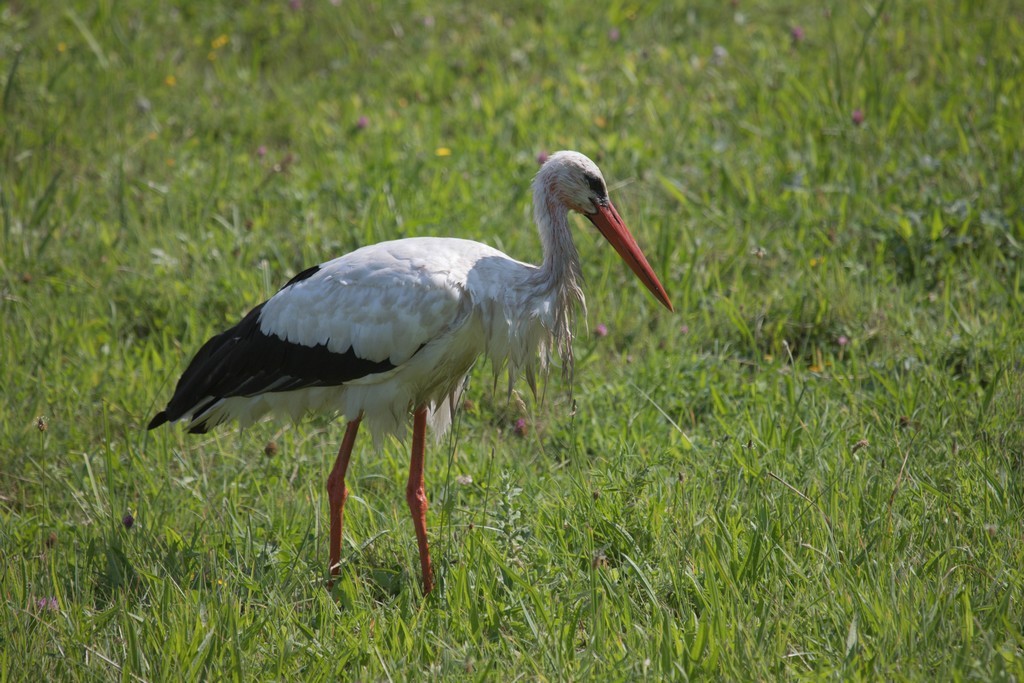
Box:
2 0 1023 679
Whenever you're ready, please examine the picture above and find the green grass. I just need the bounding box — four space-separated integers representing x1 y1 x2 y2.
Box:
2 0 1023 679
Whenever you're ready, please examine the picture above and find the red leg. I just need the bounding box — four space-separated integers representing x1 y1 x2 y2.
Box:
327 418 361 582
406 407 434 594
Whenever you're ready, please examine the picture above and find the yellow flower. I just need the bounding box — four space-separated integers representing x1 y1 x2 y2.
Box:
594 115 607 128
164 74 177 87
211 34 229 50
57 42 67 53
435 147 452 157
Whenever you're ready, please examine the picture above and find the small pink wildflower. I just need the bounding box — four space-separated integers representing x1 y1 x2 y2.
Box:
537 150 549 165
608 27 620 42
356 115 369 129
837 335 850 347
257 145 267 158
851 109 865 126
514 418 528 437
122 513 134 529
790 26 805 44
36 597 58 611
595 323 609 338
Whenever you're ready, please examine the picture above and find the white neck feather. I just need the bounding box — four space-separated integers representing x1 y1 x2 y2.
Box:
527 175 586 382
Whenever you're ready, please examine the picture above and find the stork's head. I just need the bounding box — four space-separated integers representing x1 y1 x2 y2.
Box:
535 151 610 216
534 151 674 312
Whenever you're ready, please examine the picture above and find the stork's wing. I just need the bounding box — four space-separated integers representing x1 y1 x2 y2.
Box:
148 238 494 431
259 239 476 364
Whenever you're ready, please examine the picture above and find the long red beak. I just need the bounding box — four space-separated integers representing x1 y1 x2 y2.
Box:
587 201 674 312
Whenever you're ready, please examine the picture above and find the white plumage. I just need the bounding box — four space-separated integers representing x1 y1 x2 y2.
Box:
149 150 673 594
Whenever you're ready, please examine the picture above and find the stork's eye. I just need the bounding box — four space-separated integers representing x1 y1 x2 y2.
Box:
584 172 606 199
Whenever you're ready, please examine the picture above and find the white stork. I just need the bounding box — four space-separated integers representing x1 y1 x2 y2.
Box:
148 151 673 594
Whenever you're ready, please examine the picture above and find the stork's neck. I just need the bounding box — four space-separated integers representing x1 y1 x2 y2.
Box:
532 186 583 296
524 181 586 381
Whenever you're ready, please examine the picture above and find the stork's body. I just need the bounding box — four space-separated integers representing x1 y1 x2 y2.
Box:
151 237 568 440
148 151 672 594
